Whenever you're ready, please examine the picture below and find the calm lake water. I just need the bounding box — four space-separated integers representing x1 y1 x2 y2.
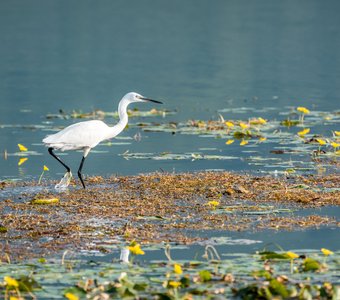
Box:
1 0 340 180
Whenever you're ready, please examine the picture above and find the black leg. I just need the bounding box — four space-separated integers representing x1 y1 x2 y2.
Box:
48 147 71 173
78 156 86 189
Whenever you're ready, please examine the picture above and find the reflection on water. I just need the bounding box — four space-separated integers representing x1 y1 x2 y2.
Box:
119 248 130 264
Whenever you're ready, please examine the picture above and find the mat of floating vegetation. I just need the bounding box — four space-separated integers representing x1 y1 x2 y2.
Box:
0 172 339 260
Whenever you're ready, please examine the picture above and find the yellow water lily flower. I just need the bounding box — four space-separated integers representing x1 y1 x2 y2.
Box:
17 143 28 152
239 122 248 129
257 117 267 124
4 276 19 288
174 263 183 275
316 138 326 145
297 128 310 137
330 142 340 149
286 251 299 259
259 137 267 142
286 251 299 274
240 140 248 146
225 121 234 128
18 157 28 166
297 107 310 114
321 248 334 256
168 281 181 288
128 243 145 255
207 200 219 208
38 165 50 184
250 117 267 125
225 139 234 145
285 168 296 174
65 293 79 300
197 120 206 128
334 131 340 136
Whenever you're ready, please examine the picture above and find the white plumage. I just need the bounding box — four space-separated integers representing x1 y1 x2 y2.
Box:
43 92 162 189
43 120 111 151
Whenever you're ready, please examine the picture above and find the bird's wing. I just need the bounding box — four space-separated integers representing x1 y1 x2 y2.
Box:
43 120 109 149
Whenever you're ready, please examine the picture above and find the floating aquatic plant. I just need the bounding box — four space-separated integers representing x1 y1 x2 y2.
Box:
286 251 299 273
0 244 339 299
239 122 249 130
321 248 334 256
207 200 220 209
240 139 248 146
17 143 27 152
64 292 79 300
38 165 49 184
297 106 310 123
30 198 59 205
128 241 145 255
29 105 339 175
4 276 19 288
298 128 310 137
316 138 327 146
330 142 339 151
225 121 234 128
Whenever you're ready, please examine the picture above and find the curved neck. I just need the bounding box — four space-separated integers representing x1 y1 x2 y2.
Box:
118 98 129 127
105 98 130 140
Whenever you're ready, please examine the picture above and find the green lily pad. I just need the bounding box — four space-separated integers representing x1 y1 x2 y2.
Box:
301 258 322 272
198 270 212 282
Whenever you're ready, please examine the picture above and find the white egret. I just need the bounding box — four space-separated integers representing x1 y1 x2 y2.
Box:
43 92 162 189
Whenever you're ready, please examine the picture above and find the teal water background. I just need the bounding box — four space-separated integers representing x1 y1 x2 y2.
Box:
0 0 340 180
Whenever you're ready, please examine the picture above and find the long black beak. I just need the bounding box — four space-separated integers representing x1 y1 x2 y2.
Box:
140 97 163 104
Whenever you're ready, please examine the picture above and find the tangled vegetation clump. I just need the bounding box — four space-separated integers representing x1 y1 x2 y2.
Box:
0 172 339 261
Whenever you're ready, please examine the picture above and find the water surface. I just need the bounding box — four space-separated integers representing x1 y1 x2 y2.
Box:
1 0 340 180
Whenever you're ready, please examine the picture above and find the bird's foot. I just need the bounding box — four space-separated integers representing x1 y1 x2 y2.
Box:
55 171 73 191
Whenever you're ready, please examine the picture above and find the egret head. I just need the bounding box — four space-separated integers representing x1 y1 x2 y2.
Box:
124 92 163 104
